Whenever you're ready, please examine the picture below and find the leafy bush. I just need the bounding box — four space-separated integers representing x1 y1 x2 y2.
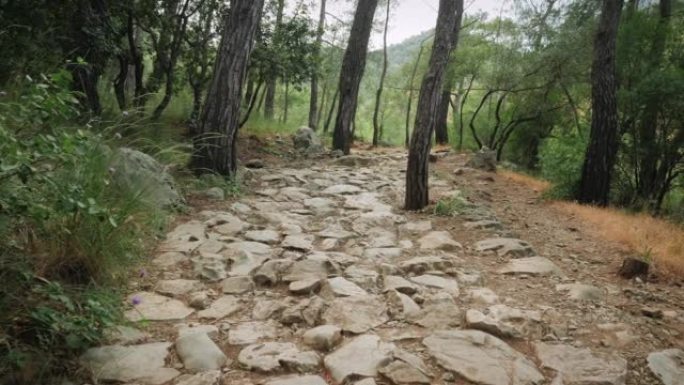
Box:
538 134 587 200
434 193 469 216
0 73 169 381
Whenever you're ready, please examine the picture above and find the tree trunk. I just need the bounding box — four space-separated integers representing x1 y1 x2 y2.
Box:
434 91 450 144
308 0 326 130
332 0 380 154
577 0 624 206
264 0 285 120
282 80 290 123
372 0 391 147
190 0 264 176
114 54 128 111
405 0 462 210
324 89 339 133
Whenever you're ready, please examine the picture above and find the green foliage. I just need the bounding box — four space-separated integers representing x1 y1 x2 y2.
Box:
434 193 469 217
0 74 169 380
539 134 587 200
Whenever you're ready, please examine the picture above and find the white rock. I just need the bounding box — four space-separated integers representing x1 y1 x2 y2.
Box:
80 343 179 384
265 375 327 385
475 238 534 257
176 332 228 372
303 325 343 351
498 256 563 276
325 277 368 297
125 292 194 322
244 229 281 244
323 295 389 333
197 296 241 320
173 371 221 385
648 349 684 385
324 335 396 383
409 275 459 296
221 276 254 294
418 231 462 251
228 321 279 345
535 342 627 385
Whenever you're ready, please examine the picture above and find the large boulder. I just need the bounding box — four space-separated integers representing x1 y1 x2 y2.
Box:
110 148 185 209
293 127 323 153
466 147 497 172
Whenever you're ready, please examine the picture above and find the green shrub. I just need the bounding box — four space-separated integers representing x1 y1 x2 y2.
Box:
538 134 587 200
434 193 469 216
0 72 169 381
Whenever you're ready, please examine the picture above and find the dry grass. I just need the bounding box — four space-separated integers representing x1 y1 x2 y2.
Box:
554 202 684 276
499 170 552 192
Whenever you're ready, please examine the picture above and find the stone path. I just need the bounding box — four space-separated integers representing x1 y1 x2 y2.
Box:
81 153 683 385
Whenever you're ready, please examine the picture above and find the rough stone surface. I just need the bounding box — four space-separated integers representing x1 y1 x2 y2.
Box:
535 342 627 385
648 349 684 385
555 283 604 302
173 371 221 385
325 277 367 297
498 256 563 276
323 335 396 383
475 237 535 257
125 292 194 322
418 231 462 251
176 332 228 372
323 295 389 333
409 275 460 296
221 276 254 294
228 321 279 345
265 375 327 385
423 330 544 385
302 325 343 351
80 342 179 384
197 296 241 320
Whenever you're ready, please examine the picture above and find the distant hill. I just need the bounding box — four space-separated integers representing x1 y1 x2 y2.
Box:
370 29 435 71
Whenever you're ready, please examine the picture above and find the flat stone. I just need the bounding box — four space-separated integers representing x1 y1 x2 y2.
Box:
289 278 322 294
225 250 269 277
253 259 293 286
244 229 281 244
303 325 343 352
325 277 367 297
176 323 219 339
345 266 380 288
556 283 603 302
535 342 627 385
211 214 249 236
400 256 454 274
367 227 398 248
278 350 321 373
464 219 502 230
167 221 206 242
221 276 254 294
379 351 432 384
465 304 542 339
281 234 315 251
265 375 327 385
383 275 419 294
400 221 432 233
409 275 459 296
423 330 544 385
176 332 228 372
192 253 228 282
322 184 362 195
468 287 500 305
409 294 461 328
304 197 337 215
189 291 212 310
648 349 684 385
344 192 391 211
197 296 241 320
125 292 193 322
228 321 279 345
283 259 337 282
154 279 200 296
224 241 272 256
80 342 179 384
153 251 186 267
173 371 221 385
252 299 287 320
418 231 462 251
105 325 149 345
237 342 299 373
387 290 421 319
323 334 396 383
363 247 403 259
498 256 562 276
316 223 356 239
323 295 389 333
280 296 326 326
475 238 534 257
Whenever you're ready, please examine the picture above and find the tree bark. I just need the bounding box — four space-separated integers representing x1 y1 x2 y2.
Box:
434 91 450 144
405 0 462 210
190 0 265 176
372 0 391 147
264 0 284 120
308 0 326 130
332 0 380 154
324 89 339 133
577 0 624 206
405 45 426 148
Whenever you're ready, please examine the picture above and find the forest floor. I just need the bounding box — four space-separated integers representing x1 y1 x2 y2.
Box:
77 138 684 385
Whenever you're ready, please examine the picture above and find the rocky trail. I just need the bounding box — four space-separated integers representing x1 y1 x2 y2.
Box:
80 150 684 385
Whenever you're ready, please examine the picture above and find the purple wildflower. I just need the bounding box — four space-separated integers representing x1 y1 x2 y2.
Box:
131 296 142 306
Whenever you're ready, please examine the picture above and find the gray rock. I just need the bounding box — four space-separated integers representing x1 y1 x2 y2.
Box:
409 274 460 296
173 371 221 385
468 287 499 305
535 342 627 385
281 296 326 326
244 159 265 169
322 184 363 195
105 325 149 345
383 275 419 295
409 295 461 329
225 250 269 277
203 187 225 200
323 295 389 333
475 238 534 257
498 256 563 276
363 247 403 259
293 126 323 152
555 283 604 302
466 148 497 172
252 259 293 286
465 305 542 339
80 342 179 384
192 253 228 282
302 325 343 351
648 349 684 385
423 330 544 385
124 292 194 322
197 296 241 320
400 256 454 275
176 332 228 372
237 342 298 372
244 229 281 244
252 299 287 320
221 276 254 294
324 277 368 297
400 220 433 233
289 278 323 294
155 279 201 297
387 290 421 320
110 148 185 209
282 234 315 251
418 231 462 251
379 350 432 384
189 291 212 310
265 375 327 385
283 258 338 282
209 214 249 236
323 334 396 383
278 350 321 373
175 323 219 339
228 321 279 345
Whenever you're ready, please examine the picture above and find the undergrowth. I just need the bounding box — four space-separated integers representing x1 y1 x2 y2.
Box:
0 71 170 382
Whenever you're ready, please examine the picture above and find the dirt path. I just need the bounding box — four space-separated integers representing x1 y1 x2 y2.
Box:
79 150 683 385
